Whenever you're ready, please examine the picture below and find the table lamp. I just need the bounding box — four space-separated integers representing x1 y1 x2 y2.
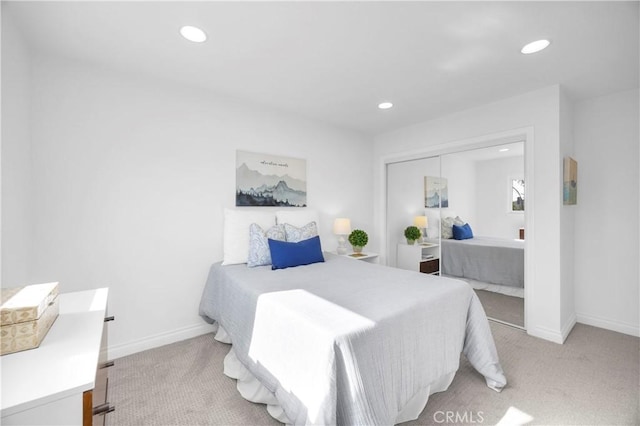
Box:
414 215 428 243
333 218 351 255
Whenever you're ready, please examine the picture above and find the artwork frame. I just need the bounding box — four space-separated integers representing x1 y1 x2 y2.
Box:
424 176 448 208
236 150 307 207
563 157 578 205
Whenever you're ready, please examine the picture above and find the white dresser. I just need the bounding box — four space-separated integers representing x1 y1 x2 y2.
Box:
1 288 113 425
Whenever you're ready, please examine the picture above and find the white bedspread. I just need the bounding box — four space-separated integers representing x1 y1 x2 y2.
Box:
199 253 506 425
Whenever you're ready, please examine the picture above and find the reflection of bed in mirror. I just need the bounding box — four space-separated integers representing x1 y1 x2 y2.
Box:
441 236 524 298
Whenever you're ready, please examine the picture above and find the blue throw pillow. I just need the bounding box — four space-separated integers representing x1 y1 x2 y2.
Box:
452 223 474 240
268 236 325 270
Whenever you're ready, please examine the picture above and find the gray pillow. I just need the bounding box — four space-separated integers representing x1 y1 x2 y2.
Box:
284 221 318 243
247 223 286 267
441 217 455 239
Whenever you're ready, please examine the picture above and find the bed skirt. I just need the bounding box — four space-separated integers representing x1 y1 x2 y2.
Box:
214 325 456 425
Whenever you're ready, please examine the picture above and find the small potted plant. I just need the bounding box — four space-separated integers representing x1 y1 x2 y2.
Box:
348 229 369 253
404 226 421 245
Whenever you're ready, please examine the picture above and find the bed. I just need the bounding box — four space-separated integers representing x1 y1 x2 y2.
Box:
441 236 524 296
199 252 506 425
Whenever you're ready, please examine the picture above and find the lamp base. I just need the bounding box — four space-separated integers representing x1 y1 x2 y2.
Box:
336 235 348 255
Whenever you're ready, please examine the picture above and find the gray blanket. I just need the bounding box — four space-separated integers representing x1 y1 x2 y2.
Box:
199 253 506 425
441 237 525 288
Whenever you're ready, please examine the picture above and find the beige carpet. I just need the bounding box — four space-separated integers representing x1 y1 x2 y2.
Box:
475 289 525 328
107 323 639 426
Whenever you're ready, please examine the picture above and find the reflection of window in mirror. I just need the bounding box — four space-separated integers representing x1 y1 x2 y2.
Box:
511 178 525 212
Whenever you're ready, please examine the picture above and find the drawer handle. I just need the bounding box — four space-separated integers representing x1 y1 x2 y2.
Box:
101 360 115 369
93 403 115 416
104 316 115 322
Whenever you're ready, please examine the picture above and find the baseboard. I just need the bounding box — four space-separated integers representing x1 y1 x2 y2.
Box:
525 313 578 344
561 313 577 342
109 322 216 359
576 312 640 337
527 325 564 344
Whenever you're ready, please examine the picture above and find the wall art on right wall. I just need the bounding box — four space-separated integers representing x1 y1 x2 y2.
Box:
563 157 578 205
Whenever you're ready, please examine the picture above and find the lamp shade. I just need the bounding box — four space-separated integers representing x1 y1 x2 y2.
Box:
333 218 351 235
414 215 428 228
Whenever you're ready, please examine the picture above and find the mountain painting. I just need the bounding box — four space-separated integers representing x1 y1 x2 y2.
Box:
424 176 449 208
236 150 307 207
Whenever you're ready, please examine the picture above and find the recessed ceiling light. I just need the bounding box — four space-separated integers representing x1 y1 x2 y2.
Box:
378 102 393 110
521 39 550 54
499 148 510 152
180 26 207 43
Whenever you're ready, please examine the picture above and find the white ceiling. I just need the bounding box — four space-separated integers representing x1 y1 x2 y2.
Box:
5 1 639 136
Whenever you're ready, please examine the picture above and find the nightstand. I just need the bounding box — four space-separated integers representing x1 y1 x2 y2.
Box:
396 242 440 275
334 252 379 263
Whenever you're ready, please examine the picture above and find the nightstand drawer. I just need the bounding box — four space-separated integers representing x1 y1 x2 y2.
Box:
419 258 439 274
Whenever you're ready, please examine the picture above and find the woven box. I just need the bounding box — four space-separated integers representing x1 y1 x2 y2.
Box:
1 282 59 355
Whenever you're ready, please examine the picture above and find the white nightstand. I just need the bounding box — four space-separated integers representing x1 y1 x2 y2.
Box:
334 252 379 263
397 242 440 275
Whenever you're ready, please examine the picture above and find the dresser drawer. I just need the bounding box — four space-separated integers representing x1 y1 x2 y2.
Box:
83 316 115 426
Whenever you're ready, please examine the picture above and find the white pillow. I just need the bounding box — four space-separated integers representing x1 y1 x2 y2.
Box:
222 209 276 265
276 209 320 228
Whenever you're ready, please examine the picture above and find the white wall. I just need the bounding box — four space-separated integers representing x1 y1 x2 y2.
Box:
13 54 373 358
474 155 525 239
573 88 639 336
374 85 572 343
1 8 32 287
386 149 524 245
440 155 477 228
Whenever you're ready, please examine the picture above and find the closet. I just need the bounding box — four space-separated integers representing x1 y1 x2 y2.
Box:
386 141 525 328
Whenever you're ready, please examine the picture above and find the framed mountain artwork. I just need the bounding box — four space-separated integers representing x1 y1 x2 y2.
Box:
236 150 307 207
425 176 448 208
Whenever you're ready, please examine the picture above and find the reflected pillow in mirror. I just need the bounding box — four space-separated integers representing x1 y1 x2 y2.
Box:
452 223 474 240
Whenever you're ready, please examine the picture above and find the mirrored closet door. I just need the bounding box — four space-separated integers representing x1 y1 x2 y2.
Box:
386 156 441 271
386 142 525 329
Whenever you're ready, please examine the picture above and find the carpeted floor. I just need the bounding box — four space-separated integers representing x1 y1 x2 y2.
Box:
474 289 525 328
107 323 639 426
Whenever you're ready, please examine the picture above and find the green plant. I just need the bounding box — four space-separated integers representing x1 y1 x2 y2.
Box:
404 226 421 241
348 229 369 247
